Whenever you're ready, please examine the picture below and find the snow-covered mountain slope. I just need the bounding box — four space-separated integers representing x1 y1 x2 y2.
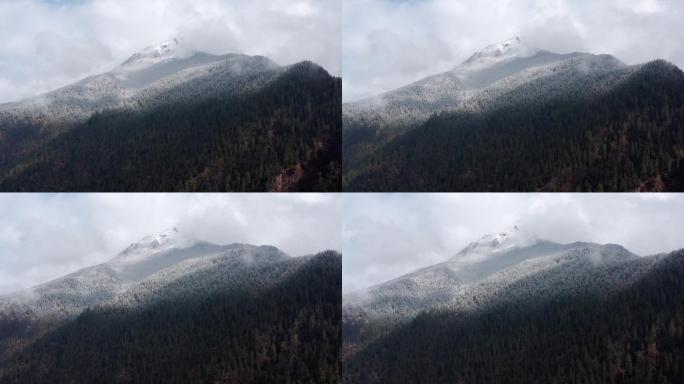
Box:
460 37 538 69
343 37 628 129
342 227 671 359
0 73 127 126
129 53 285 111
118 247 321 308
0 38 333 187
0 228 295 319
0 38 282 127
113 38 197 75
343 227 655 326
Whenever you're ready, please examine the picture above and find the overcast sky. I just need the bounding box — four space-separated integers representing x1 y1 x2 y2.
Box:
0 0 341 103
343 194 684 293
343 0 684 101
0 193 341 294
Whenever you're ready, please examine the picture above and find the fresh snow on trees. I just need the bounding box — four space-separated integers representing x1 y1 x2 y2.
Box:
0 39 342 192
0 39 284 126
0 228 307 321
343 37 629 130
343 226 666 355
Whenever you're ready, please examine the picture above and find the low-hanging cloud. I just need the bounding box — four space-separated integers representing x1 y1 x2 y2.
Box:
0 0 341 103
343 0 684 101
0 193 341 294
343 194 684 293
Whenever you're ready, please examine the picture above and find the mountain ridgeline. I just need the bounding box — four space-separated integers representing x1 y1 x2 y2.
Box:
343 38 684 192
342 227 684 384
0 40 341 192
344 249 684 384
0 229 342 383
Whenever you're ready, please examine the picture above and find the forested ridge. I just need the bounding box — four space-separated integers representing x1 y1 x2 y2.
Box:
343 250 684 384
0 62 341 192
344 60 684 192
0 252 342 384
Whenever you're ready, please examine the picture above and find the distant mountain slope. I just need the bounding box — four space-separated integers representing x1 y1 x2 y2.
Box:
343 248 684 384
0 228 293 318
342 38 684 191
0 228 342 384
343 37 626 131
343 227 667 361
0 39 277 126
0 251 341 384
0 39 341 192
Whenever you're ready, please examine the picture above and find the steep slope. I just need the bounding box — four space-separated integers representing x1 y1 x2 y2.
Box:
344 249 684 384
344 227 638 320
343 228 656 358
343 37 624 130
0 39 270 125
344 59 684 191
0 251 342 384
342 38 627 169
342 38 684 191
0 62 341 192
0 40 229 163
0 228 291 319
0 227 342 383
0 39 341 192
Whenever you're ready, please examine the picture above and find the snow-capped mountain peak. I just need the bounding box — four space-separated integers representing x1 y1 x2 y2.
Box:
133 227 181 249
451 226 537 263
342 228 650 335
461 37 538 69
112 227 190 264
466 225 530 250
150 38 182 55
115 38 196 73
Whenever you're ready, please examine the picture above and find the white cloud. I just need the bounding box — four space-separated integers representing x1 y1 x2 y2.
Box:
343 193 684 293
343 0 684 101
619 0 666 14
0 193 341 294
0 0 341 103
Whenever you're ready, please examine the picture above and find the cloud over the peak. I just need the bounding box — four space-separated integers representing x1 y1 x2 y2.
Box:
0 193 341 294
343 0 684 101
0 0 340 103
343 194 684 293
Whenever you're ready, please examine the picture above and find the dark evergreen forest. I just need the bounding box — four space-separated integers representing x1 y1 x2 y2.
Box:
0 252 341 384
344 61 684 192
343 250 684 384
0 63 341 192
